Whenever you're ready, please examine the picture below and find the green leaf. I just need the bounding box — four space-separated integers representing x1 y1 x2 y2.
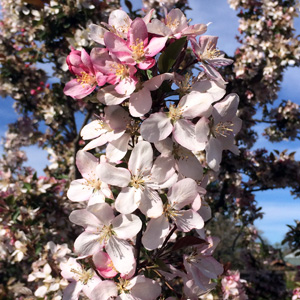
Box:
158 37 187 73
23 183 32 192
146 69 153 79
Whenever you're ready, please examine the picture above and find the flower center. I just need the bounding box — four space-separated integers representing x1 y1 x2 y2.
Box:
117 278 130 293
165 16 180 31
131 38 146 62
77 71 97 86
99 225 115 244
130 175 145 189
168 104 183 122
213 121 234 137
86 178 102 190
113 63 130 79
70 268 94 285
164 203 182 220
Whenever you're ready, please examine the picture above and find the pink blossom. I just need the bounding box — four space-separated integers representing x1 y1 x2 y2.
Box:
104 18 168 70
64 48 107 99
147 8 207 39
191 36 233 81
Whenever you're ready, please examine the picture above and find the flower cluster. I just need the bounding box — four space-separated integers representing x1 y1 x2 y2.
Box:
221 270 248 299
62 7 242 300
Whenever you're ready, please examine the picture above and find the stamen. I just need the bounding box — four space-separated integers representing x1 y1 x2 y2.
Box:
168 105 183 122
131 38 146 62
214 121 234 137
76 71 97 86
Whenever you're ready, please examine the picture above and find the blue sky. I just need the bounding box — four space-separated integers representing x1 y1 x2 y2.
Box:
1 0 300 245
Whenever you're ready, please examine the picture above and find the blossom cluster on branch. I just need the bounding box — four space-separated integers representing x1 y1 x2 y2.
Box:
61 7 242 300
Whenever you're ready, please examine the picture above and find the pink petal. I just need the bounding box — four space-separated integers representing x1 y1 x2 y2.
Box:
195 117 210 143
104 32 135 65
64 79 95 99
129 18 148 46
129 88 152 117
145 36 168 57
62 281 82 300
115 77 137 96
143 73 174 91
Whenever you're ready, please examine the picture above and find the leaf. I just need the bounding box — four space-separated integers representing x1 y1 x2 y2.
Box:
147 69 153 79
23 183 32 192
172 236 207 251
158 37 187 73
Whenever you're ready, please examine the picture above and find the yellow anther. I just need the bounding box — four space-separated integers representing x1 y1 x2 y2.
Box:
113 63 129 79
168 104 183 122
70 268 93 285
131 38 146 62
76 71 97 86
166 16 180 30
130 175 145 189
214 121 234 137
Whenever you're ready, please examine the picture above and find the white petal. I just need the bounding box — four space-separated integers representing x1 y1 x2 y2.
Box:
81 120 107 140
106 236 136 275
62 281 82 300
106 133 130 163
97 85 128 105
139 188 163 218
76 150 99 178
69 209 102 228
142 215 169 250
128 141 153 176
90 280 118 300
74 231 102 256
180 92 214 119
175 210 204 232
173 120 204 151
112 214 142 239
115 187 141 214
67 179 93 202
87 203 115 226
212 93 239 124
205 138 223 171
97 163 131 187
140 112 173 143
130 275 162 300
191 80 226 101
168 178 199 210
151 154 175 184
